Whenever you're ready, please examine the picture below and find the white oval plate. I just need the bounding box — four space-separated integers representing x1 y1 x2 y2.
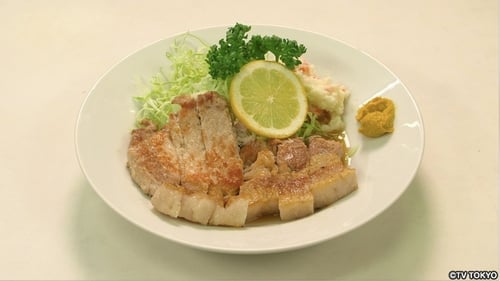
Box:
75 25 424 254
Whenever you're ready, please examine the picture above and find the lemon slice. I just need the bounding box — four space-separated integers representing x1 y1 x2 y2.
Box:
229 60 308 139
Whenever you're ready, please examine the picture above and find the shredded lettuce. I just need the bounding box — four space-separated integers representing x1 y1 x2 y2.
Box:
133 33 227 128
296 112 322 138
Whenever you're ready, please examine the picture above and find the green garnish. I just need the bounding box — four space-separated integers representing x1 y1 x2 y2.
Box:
296 112 323 138
206 23 307 80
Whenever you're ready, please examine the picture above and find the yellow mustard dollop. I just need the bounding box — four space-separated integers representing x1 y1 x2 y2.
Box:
356 97 395 138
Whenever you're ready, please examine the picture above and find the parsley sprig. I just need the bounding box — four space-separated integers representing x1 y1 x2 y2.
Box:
206 23 307 80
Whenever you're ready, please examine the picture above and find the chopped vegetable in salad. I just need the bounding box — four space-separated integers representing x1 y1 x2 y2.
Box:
133 33 226 128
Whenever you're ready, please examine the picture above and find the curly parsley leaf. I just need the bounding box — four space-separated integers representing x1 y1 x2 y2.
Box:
206 23 307 80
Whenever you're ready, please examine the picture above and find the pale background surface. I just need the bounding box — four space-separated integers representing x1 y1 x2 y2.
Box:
0 0 498 280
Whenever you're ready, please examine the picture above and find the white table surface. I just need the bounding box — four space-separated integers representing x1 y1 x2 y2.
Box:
1 0 498 280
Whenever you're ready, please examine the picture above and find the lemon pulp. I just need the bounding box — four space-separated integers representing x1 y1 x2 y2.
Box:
229 60 307 139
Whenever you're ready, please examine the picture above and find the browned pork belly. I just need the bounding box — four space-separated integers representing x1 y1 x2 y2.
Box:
127 91 358 227
239 136 357 222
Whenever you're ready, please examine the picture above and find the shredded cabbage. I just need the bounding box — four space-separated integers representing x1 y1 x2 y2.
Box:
133 33 227 128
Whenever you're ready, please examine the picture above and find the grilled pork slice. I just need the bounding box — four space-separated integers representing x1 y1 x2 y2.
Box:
273 139 314 220
306 136 356 208
275 172 314 221
196 92 243 195
196 92 246 226
127 120 181 196
150 182 183 218
129 92 247 226
308 167 357 209
171 95 210 193
240 174 279 223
